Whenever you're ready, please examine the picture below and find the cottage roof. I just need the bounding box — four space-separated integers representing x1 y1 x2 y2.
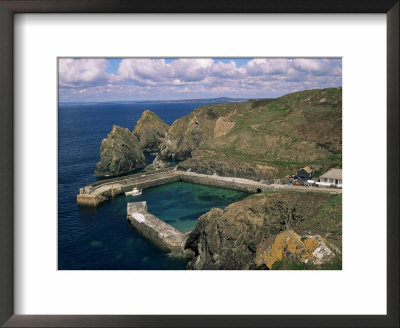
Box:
300 166 313 173
320 168 342 180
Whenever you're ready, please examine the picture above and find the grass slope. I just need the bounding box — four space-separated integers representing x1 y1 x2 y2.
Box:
193 87 342 177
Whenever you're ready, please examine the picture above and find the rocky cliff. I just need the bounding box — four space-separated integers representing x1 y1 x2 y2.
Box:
255 230 340 269
160 87 342 179
95 111 170 177
177 150 279 180
133 110 169 151
95 88 342 179
184 192 342 270
159 105 236 160
95 125 145 177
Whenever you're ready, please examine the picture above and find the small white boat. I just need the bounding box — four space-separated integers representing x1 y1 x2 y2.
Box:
125 188 142 196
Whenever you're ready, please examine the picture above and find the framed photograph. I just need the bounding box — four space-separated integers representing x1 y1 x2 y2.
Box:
0 1 398 327
61 56 343 272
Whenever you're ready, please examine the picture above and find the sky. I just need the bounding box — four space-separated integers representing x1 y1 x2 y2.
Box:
58 58 342 102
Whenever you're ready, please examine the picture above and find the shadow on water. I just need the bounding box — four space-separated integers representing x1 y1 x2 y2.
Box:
178 211 208 222
197 195 216 202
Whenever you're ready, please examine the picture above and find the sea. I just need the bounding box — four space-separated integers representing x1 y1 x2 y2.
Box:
58 101 249 270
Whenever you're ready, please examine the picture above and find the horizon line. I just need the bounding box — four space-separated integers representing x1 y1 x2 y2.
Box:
58 86 342 104
58 96 253 104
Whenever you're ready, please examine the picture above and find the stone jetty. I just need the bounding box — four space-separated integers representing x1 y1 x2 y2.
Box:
77 168 342 256
77 168 179 206
127 201 186 255
77 167 341 207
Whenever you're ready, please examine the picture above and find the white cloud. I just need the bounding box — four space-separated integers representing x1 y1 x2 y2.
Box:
117 58 215 84
210 60 242 78
292 58 332 74
245 58 289 76
58 58 109 87
59 58 342 101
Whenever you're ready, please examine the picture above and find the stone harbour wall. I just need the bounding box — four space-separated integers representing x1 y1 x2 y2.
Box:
131 175 181 191
77 172 180 207
76 194 106 207
78 169 340 207
179 174 264 193
127 201 185 254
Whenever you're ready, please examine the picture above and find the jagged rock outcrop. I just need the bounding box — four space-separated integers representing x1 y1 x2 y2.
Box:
133 110 169 151
159 105 233 160
255 230 307 268
95 125 145 177
255 230 339 269
146 155 171 170
184 192 341 270
95 111 170 177
302 234 339 265
94 88 342 179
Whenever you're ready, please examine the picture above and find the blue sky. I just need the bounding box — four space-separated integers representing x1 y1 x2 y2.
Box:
59 58 341 102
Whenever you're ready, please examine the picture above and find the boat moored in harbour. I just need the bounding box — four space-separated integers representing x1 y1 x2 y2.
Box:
125 188 142 196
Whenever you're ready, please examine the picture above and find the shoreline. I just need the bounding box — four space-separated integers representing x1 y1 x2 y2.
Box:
77 167 342 207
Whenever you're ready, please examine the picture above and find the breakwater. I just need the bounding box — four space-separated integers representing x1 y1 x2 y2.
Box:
77 169 180 206
127 201 186 255
77 168 341 207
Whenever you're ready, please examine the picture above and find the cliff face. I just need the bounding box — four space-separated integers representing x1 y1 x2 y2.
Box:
95 111 169 177
177 150 279 180
160 87 342 179
159 105 235 160
94 88 342 179
184 192 342 270
95 125 145 177
133 110 169 151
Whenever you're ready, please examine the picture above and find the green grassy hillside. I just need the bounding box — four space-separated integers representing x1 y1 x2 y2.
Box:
178 87 342 178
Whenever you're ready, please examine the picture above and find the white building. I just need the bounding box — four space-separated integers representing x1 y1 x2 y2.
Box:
316 168 342 187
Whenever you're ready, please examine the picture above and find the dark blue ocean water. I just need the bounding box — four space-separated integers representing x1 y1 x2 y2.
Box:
58 102 249 270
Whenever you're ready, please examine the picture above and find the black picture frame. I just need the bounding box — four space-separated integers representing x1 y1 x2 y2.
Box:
0 1 398 327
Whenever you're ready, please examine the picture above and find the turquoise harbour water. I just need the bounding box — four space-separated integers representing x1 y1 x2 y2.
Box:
62 182 247 270
58 101 249 270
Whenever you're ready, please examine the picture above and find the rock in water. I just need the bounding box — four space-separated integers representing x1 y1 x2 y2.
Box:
133 110 169 151
95 125 145 177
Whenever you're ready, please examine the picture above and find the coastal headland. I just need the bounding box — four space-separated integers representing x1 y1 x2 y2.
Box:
94 88 342 180
76 87 342 270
